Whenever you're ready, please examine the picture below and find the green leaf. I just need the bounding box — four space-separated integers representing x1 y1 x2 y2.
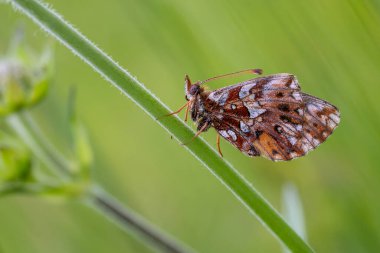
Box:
28 73 49 105
67 89 92 180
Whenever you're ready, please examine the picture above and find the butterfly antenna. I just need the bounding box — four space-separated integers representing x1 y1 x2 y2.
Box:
197 68 263 85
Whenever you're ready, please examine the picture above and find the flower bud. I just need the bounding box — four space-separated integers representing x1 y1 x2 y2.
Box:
0 34 52 115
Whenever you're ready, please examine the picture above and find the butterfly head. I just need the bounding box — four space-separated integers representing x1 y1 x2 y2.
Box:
185 75 202 101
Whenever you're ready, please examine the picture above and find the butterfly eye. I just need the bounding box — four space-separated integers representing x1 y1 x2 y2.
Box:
189 85 200 96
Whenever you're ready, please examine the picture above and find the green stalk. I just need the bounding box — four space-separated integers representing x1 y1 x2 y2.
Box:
6 0 314 252
87 187 195 253
7 114 195 253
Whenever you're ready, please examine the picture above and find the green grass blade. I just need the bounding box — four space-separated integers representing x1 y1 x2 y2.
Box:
6 0 314 252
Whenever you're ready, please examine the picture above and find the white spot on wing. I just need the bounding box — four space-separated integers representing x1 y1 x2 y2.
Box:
307 103 323 113
327 119 336 129
208 92 221 102
227 130 237 141
239 83 256 99
289 80 298 89
264 80 276 87
208 91 228 105
243 101 266 118
219 130 229 138
297 108 304 116
292 92 302 101
218 92 229 105
329 113 340 123
248 108 266 118
240 121 250 133
282 125 295 135
231 104 237 110
288 136 298 145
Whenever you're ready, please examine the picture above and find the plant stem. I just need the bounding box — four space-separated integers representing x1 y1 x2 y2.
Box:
6 0 315 252
6 113 195 253
6 114 63 178
87 186 195 253
22 111 72 174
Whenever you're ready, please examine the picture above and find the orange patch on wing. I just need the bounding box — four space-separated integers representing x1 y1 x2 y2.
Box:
254 132 289 161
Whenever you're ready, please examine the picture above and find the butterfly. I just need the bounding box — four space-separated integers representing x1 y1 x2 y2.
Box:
170 69 340 161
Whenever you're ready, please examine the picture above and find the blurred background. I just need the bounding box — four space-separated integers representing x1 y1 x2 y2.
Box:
1 0 380 252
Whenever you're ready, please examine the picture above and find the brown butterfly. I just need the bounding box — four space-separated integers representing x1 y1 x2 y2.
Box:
170 69 340 161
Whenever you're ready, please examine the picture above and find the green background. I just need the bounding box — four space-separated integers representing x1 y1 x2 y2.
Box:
1 0 380 252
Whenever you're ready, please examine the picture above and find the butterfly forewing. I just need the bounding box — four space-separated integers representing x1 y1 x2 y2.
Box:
201 73 340 161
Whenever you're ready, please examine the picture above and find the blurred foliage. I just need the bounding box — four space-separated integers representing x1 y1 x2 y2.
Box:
68 88 93 181
0 32 91 201
0 126 88 199
0 30 52 115
1 0 380 252
0 130 31 183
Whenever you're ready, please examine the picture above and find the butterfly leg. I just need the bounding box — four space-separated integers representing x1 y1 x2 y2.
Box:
181 122 209 146
216 134 223 157
184 101 190 122
197 68 263 85
158 100 191 120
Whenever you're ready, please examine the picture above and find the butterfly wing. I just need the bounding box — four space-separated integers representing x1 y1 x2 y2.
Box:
297 92 340 150
212 114 260 157
206 74 340 161
249 94 340 161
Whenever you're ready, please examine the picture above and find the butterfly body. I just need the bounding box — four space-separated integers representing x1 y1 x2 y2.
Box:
183 71 340 161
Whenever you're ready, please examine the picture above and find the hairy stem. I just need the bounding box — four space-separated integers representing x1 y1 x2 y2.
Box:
6 0 314 252
6 113 194 253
